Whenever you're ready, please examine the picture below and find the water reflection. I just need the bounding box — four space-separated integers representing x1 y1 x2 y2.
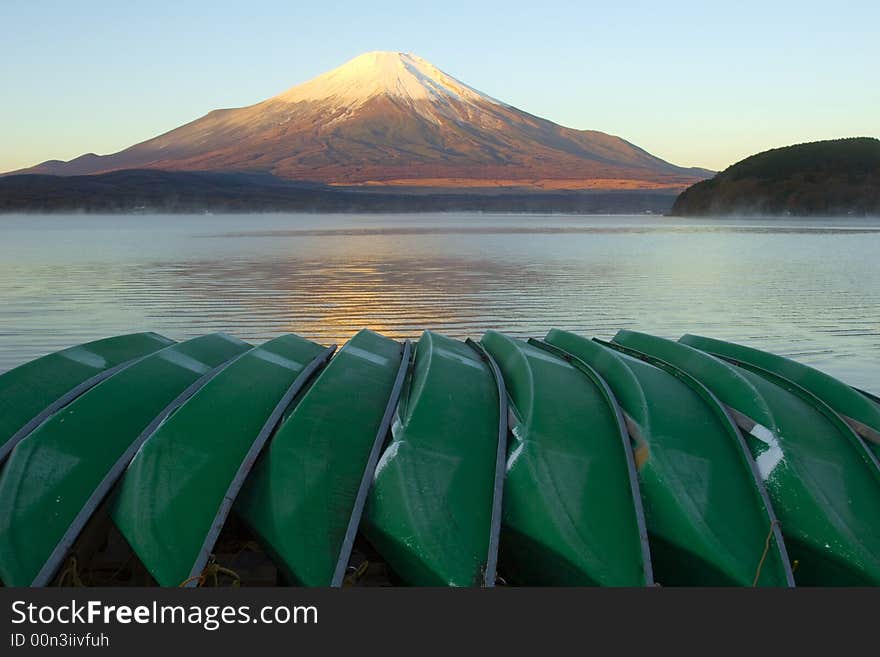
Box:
0 214 877 392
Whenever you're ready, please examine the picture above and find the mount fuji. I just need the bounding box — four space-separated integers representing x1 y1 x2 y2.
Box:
9 52 710 190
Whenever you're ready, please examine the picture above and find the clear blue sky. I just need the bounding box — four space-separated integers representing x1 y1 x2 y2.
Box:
1 0 877 172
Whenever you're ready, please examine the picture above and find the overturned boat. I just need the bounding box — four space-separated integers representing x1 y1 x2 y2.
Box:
0 328 877 587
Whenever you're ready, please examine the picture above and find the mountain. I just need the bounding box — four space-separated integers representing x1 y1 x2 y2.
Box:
671 138 880 217
8 52 710 190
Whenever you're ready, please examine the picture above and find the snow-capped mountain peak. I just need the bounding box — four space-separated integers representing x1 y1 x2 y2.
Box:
274 51 500 110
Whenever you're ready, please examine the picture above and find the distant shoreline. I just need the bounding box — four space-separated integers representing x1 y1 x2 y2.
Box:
0 170 681 215
3 166 878 218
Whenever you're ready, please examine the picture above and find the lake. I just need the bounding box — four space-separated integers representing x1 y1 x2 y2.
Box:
1 213 877 393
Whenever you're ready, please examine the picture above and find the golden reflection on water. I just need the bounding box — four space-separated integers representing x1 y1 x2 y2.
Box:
0 214 878 392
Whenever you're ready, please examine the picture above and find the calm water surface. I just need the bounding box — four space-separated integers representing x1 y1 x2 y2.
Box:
1 213 877 393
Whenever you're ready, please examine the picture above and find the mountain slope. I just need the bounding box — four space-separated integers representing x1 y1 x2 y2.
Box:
10 52 710 189
671 137 880 216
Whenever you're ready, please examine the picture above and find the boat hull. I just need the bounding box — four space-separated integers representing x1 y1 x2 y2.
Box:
482 331 651 586
109 334 332 587
235 329 407 586
361 331 501 586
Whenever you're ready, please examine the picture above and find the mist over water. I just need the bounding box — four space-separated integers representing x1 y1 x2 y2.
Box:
1 213 878 393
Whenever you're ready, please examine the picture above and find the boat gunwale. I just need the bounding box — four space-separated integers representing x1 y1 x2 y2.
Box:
330 338 413 587
465 338 510 588
184 343 337 587
528 337 655 587
599 337 795 587
31 343 251 586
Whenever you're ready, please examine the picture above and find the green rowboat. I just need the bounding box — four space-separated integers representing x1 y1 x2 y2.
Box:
109 334 334 587
680 334 880 460
613 330 880 586
235 329 410 586
481 331 652 586
544 330 792 586
0 333 250 586
361 331 503 586
0 332 174 463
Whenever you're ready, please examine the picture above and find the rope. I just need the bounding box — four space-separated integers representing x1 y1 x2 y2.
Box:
56 556 85 587
343 560 370 586
753 519 781 586
179 562 241 588
178 574 205 588
210 565 241 587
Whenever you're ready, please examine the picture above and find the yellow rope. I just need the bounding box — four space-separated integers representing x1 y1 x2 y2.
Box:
753 519 781 586
343 560 370 586
212 565 241 587
178 574 205 588
178 562 241 588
